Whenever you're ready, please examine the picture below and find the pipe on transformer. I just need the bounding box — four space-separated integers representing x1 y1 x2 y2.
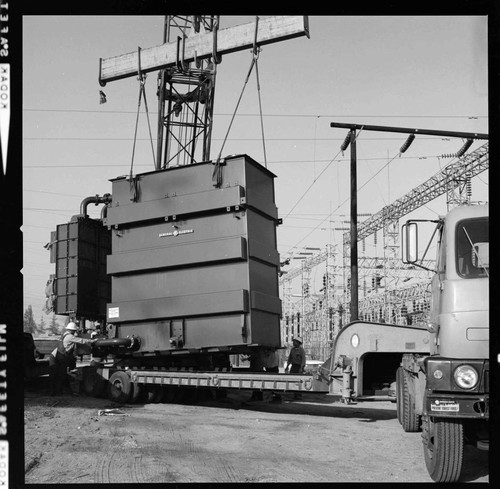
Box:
80 193 112 217
93 336 141 352
100 204 110 220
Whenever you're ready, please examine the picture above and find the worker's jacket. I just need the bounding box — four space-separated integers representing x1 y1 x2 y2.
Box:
287 345 306 369
54 331 89 359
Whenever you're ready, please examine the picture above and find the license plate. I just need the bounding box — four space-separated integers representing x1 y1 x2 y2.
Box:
430 400 459 412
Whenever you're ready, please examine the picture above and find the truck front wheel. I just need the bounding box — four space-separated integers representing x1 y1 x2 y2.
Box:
396 367 403 424
422 416 464 482
399 368 420 432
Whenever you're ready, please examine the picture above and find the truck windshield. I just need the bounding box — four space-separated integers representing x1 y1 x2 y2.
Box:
456 217 489 278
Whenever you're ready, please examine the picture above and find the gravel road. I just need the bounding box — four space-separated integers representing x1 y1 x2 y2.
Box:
24 378 489 484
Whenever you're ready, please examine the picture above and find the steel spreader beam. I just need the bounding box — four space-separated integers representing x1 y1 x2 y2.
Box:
99 16 309 86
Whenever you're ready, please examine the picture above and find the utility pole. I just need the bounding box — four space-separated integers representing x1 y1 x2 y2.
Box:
349 129 359 321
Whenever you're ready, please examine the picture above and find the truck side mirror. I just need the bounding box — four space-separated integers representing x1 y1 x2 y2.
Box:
401 222 418 263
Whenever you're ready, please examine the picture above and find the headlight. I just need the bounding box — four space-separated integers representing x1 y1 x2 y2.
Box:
453 365 479 390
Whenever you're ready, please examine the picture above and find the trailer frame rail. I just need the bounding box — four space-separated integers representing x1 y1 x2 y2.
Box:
130 369 330 393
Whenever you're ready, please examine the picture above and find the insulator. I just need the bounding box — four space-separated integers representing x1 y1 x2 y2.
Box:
340 131 352 152
466 172 472 199
193 16 201 33
399 134 415 154
456 138 474 158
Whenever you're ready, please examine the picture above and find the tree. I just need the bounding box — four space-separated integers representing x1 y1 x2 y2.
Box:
48 314 62 336
23 305 38 334
38 315 47 334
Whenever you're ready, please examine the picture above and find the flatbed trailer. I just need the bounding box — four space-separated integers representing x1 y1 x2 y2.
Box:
67 319 432 405
76 362 331 403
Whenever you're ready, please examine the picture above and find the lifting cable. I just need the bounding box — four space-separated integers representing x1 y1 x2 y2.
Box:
129 47 156 201
213 17 266 187
284 128 365 221
253 17 267 167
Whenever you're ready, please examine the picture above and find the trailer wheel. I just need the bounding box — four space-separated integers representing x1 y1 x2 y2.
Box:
82 367 106 398
401 369 421 432
423 416 464 482
108 371 133 403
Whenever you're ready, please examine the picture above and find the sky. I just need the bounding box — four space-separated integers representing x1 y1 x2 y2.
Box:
22 15 489 325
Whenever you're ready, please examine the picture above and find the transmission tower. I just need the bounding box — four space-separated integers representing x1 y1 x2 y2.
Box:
280 141 488 335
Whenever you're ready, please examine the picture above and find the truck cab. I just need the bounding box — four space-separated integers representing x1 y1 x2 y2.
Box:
428 204 489 358
399 203 489 482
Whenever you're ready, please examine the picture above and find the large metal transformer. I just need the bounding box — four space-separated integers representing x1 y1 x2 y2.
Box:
103 155 282 358
49 217 111 319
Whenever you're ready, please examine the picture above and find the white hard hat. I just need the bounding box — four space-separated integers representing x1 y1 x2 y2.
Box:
66 322 78 331
293 336 303 344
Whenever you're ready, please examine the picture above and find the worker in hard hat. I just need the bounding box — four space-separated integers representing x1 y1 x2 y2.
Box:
285 336 306 400
285 336 306 374
48 322 96 396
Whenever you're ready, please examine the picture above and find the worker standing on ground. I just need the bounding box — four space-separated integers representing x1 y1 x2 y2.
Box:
285 337 306 374
48 322 95 396
285 336 306 400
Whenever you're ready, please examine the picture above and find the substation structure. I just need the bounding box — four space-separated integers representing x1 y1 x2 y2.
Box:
279 141 488 361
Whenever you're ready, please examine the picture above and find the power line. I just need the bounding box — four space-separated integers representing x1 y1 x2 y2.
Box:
23 189 77 197
23 208 79 216
23 108 487 119
23 224 59 230
22 136 458 142
23 262 53 268
285 139 429 253
23 154 454 168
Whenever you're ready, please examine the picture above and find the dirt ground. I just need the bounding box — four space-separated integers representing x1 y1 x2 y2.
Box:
23 376 489 484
